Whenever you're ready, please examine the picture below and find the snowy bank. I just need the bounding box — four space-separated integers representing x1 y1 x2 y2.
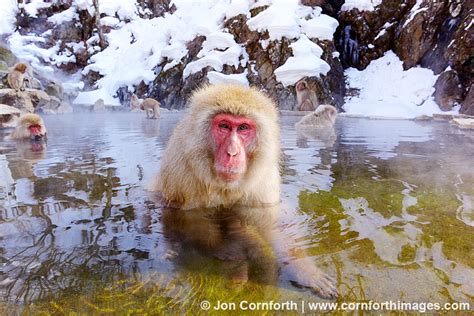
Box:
343 51 459 119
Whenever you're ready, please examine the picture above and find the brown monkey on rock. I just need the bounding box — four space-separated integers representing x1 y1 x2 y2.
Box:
7 63 28 92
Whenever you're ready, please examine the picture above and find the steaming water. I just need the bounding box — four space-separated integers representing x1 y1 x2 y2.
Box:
0 113 473 313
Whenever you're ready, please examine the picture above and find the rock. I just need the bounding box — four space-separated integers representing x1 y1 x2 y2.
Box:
433 113 455 121
0 89 35 113
337 0 472 112
413 115 432 121
56 102 73 114
451 118 474 130
460 84 474 116
45 82 64 99
27 89 51 105
336 0 409 69
395 1 447 69
433 70 462 111
0 103 21 127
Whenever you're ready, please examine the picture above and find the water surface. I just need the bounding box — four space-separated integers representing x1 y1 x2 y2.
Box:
0 113 473 313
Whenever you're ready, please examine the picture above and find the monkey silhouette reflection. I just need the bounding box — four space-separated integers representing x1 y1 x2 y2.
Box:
162 206 278 285
162 205 336 296
8 138 46 180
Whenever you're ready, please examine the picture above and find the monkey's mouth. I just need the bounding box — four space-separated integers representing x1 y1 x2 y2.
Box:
217 171 241 182
215 166 244 182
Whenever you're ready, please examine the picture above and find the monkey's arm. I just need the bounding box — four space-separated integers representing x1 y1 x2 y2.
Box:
271 227 338 299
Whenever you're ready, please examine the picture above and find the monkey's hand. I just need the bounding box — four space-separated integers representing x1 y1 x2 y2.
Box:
285 259 338 299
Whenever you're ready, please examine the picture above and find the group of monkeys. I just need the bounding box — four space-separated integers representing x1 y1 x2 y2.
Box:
5 74 339 298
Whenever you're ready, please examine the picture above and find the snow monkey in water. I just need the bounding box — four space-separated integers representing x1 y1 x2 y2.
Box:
7 63 28 91
9 113 47 141
295 78 319 111
149 84 338 299
131 94 160 119
296 104 338 128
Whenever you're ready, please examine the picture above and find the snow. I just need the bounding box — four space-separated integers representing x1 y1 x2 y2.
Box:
274 35 330 86
98 0 138 20
341 0 382 12
343 51 459 119
247 0 301 41
73 88 121 106
183 32 244 78
300 13 339 41
47 7 78 25
21 0 52 18
207 71 249 86
0 0 17 35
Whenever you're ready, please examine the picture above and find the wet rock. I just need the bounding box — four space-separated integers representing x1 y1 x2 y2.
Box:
335 0 410 69
337 0 472 114
56 102 73 114
395 1 447 69
452 118 474 130
0 89 35 113
0 103 21 127
45 82 64 99
433 70 462 111
460 85 474 116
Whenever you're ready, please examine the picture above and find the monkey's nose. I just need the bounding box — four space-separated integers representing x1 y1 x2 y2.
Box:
227 150 238 157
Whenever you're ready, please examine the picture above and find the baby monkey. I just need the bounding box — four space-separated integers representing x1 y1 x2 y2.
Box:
8 63 28 92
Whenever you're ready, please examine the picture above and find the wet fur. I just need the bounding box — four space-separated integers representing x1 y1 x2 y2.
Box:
149 84 280 209
296 104 338 128
9 113 47 140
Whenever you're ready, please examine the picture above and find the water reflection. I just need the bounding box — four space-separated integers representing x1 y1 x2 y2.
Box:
0 113 473 311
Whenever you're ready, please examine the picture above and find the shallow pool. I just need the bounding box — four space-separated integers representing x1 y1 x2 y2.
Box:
0 112 473 314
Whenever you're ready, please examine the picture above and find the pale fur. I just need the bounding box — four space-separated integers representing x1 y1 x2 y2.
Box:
296 79 318 111
9 113 47 140
130 94 142 110
93 99 105 112
141 98 161 119
295 104 338 128
150 84 280 210
7 63 27 91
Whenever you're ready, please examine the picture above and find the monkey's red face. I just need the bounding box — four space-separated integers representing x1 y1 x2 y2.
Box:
28 124 45 141
211 113 257 183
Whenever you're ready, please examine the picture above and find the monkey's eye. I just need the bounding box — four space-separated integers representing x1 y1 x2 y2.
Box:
218 123 231 130
238 124 250 131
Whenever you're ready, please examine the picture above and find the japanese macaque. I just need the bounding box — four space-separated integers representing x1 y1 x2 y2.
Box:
7 63 27 92
8 113 47 141
150 84 338 298
93 98 105 112
295 104 338 128
151 84 280 210
296 79 318 111
131 94 160 118
130 94 142 111
141 98 161 119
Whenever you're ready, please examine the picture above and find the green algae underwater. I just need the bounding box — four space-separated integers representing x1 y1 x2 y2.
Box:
0 113 473 314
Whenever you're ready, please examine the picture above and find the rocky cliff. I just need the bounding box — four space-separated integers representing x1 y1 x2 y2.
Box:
2 0 473 114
